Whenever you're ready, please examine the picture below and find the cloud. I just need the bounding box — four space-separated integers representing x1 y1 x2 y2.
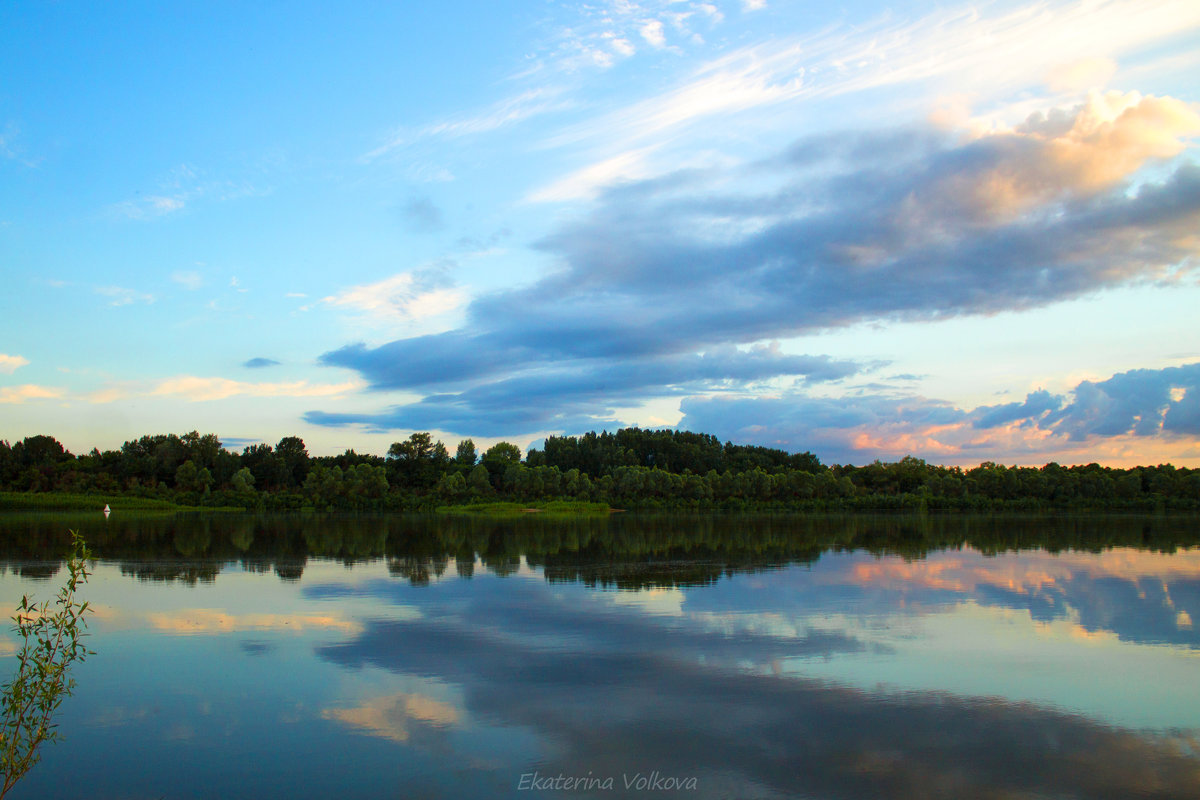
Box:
527 146 658 202
676 362 1200 464
679 392 971 464
95 286 155 306
530 0 1200 202
146 609 361 635
243 357 281 369
0 354 29 374
0 385 65 404
171 270 203 290
312 92 1199 445
316 579 1200 800
1046 57 1119 92
398 196 443 233
152 376 363 402
1045 363 1200 440
366 89 570 160
321 266 467 326
639 20 667 48
313 344 874 435
322 691 460 744
974 390 1063 430
536 0 721 73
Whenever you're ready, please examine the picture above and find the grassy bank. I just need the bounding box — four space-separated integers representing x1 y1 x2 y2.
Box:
0 491 242 512
435 501 614 518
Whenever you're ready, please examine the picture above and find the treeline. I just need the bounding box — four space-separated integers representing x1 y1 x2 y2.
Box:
4 513 1197 588
1 428 1199 512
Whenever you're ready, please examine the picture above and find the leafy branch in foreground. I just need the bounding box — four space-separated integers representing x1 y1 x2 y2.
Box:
0 531 93 798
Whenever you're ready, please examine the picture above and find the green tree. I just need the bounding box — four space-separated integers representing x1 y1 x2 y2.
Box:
482 442 522 482
455 439 477 466
1 533 92 798
275 436 310 488
231 467 256 494
468 464 493 495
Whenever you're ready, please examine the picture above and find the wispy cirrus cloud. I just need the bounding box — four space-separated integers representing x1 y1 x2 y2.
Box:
109 164 268 220
366 88 572 161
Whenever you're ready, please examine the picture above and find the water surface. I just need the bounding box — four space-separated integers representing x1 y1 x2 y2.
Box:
1 513 1198 799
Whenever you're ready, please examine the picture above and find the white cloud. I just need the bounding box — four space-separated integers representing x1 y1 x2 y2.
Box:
0 384 65 404
95 286 155 306
171 270 203 290
527 146 659 202
322 268 468 324
151 376 364 402
610 37 636 57
640 20 667 48
0 354 29 374
742 0 766 10
1046 57 1119 92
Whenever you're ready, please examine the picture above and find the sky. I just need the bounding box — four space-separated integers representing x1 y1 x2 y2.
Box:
2 0 1199 466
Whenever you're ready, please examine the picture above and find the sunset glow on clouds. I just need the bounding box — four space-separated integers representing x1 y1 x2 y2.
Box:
2 1 1198 465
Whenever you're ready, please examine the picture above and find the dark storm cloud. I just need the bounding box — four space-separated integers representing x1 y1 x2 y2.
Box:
313 104 1199 438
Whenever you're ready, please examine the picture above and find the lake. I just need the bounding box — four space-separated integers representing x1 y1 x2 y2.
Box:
1 512 1198 799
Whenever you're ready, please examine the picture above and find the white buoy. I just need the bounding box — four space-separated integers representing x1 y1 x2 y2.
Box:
103 503 111 518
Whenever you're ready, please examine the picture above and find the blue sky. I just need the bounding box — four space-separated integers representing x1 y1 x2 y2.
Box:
2 0 1199 465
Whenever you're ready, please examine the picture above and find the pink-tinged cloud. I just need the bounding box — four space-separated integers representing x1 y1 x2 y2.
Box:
678 362 1200 466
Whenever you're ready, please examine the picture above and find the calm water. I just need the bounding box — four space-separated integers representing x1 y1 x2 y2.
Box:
1 512 1198 799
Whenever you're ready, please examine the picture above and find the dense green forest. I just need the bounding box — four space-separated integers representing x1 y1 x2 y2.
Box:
1 428 1198 512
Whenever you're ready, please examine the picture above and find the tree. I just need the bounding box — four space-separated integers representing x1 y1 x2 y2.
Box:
387 432 444 489
1 533 92 798
436 472 468 502
231 467 256 494
275 436 310 488
468 464 493 495
481 442 522 482
455 439 477 467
